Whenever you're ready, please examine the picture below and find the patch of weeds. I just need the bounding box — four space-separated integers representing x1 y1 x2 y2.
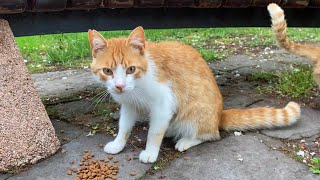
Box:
253 65 317 98
276 66 316 98
248 72 277 83
309 157 320 175
280 139 320 175
200 49 226 61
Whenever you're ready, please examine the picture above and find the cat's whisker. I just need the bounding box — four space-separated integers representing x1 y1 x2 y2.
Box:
134 88 149 111
93 91 109 110
132 90 141 113
87 90 108 110
98 91 110 109
129 91 138 113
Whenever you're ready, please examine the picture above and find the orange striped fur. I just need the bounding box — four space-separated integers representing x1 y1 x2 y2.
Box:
220 102 300 131
268 3 320 87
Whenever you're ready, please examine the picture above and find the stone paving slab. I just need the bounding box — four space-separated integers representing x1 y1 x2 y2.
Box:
262 108 320 140
31 69 101 101
0 173 13 180
4 92 320 179
211 51 311 77
8 122 151 180
146 133 317 180
48 100 95 121
51 120 86 145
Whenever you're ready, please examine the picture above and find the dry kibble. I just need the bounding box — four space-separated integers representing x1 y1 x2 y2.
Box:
71 152 120 180
130 170 136 176
71 168 78 173
98 144 104 148
66 170 72 175
184 156 191 160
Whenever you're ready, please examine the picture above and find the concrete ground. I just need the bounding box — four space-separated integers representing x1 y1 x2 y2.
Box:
1 49 320 180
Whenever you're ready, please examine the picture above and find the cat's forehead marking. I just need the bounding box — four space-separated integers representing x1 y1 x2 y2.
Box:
107 39 129 69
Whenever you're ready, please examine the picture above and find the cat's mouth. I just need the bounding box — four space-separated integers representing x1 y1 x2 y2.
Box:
112 89 125 94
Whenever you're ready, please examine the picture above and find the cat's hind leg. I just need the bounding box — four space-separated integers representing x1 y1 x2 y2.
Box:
173 121 220 152
175 138 203 152
171 121 205 152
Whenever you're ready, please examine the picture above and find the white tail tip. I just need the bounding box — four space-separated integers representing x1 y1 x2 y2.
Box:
285 101 301 125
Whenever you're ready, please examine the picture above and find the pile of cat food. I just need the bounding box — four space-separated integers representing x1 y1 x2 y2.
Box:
67 150 119 180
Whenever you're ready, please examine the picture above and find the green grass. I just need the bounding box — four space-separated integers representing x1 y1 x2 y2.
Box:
310 157 320 175
16 27 320 73
252 65 317 98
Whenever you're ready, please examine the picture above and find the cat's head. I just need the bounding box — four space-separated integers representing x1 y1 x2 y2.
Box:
88 26 148 95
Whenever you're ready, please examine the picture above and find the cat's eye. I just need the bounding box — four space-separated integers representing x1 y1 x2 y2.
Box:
102 68 113 76
126 66 136 74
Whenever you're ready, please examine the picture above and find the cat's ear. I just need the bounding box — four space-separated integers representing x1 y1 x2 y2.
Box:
127 26 145 54
88 29 107 58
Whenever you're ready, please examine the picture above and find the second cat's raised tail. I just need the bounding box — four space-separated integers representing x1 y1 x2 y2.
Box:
267 3 319 64
220 102 300 131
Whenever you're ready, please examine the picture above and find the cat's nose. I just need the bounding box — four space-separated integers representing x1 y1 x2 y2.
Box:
115 84 125 92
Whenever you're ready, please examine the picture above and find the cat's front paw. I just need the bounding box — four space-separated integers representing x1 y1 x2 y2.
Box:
139 150 158 163
104 141 125 154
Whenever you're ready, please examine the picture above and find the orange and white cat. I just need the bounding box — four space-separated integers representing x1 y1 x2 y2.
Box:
88 27 301 163
268 3 320 87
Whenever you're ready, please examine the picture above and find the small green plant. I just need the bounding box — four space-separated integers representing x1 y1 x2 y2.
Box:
199 49 225 61
309 157 320 174
275 66 316 98
253 65 316 98
90 123 100 135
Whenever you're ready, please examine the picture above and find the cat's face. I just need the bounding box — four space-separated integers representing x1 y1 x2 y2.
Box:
88 27 148 95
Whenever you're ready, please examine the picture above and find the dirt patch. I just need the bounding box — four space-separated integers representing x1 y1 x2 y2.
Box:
279 136 320 171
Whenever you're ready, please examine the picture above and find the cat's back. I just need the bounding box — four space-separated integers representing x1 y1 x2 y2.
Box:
146 41 208 70
146 40 216 88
